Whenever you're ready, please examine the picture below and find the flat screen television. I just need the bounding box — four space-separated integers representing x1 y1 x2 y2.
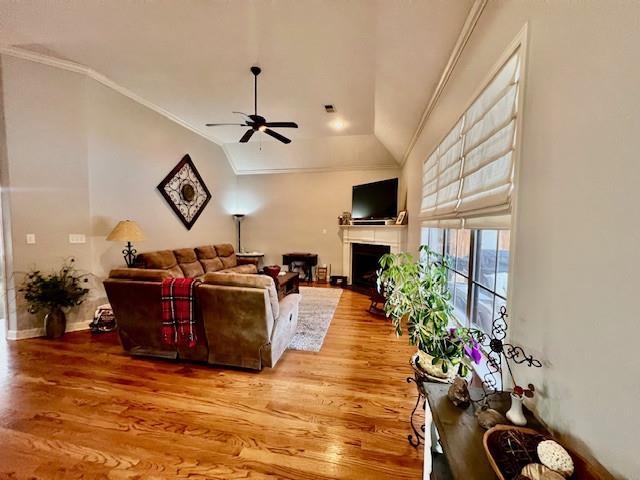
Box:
352 178 398 220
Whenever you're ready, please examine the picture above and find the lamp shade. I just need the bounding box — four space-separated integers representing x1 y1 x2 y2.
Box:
106 220 145 242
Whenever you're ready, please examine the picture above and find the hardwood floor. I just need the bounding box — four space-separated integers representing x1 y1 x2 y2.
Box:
0 287 424 479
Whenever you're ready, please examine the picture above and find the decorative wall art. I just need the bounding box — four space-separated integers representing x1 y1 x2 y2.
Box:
157 154 212 230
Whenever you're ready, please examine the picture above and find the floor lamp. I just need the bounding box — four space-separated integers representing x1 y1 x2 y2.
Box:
232 214 245 252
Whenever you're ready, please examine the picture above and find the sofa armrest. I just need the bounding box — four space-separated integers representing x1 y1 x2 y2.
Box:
108 268 173 282
277 293 301 322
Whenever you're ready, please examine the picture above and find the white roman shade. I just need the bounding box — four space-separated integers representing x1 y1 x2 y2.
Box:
420 48 522 229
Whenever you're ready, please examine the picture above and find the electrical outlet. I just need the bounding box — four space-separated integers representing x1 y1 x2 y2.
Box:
26 233 36 244
69 234 86 244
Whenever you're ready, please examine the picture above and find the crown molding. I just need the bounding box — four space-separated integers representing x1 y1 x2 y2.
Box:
400 0 487 166
221 143 241 175
235 162 399 176
0 45 239 175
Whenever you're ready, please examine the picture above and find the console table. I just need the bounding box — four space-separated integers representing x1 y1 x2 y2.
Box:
423 384 544 479
282 252 318 283
422 384 608 480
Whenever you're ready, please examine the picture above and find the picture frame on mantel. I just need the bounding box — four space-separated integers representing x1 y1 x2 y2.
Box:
396 210 407 225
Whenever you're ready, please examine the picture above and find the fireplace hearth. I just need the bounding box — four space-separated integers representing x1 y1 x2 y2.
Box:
351 243 390 293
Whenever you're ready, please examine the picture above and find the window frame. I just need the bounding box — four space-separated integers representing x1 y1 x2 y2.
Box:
424 228 508 332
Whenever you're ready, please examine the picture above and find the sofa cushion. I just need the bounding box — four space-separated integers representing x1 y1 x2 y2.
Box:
108 268 174 282
174 248 205 278
215 243 237 269
137 250 184 278
204 272 279 319
224 264 258 275
195 245 225 273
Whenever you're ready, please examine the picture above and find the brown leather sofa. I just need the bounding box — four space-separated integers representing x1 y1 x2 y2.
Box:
135 243 258 277
103 243 301 370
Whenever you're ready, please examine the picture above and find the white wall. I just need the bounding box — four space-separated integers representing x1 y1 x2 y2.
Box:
237 168 400 274
401 2 640 477
1 55 237 331
1 56 93 331
87 80 237 278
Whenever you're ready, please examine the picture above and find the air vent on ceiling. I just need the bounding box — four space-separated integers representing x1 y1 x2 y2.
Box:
324 104 336 113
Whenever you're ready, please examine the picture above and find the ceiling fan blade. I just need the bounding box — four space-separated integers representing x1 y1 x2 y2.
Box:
232 111 252 120
264 122 298 128
239 129 255 143
205 123 245 127
263 128 291 144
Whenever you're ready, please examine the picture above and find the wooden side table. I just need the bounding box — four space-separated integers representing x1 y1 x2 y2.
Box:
236 252 265 269
274 271 300 300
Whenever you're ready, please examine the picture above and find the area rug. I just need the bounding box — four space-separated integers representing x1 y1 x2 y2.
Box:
288 287 343 352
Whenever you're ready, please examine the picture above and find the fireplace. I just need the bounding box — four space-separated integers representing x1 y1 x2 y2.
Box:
351 243 390 292
341 224 406 288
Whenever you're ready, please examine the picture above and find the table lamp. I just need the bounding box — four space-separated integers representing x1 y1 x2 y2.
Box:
232 214 245 252
106 220 145 267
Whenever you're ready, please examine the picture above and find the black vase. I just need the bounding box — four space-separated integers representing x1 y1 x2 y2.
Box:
44 307 66 339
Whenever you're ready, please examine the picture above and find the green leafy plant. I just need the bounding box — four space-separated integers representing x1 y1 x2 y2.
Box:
19 258 90 314
377 245 483 377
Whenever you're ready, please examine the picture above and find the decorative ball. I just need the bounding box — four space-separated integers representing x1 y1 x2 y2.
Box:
521 463 564 480
537 440 574 477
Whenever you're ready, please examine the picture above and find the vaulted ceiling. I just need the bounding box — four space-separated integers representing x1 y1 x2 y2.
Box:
0 0 472 174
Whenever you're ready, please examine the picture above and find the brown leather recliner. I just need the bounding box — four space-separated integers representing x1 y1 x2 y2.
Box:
104 268 209 362
197 272 301 370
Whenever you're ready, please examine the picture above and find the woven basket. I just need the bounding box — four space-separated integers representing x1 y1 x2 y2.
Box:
483 424 612 480
483 425 549 480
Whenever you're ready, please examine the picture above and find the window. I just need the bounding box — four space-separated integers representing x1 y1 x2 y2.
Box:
422 227 509 335
418 38 523 335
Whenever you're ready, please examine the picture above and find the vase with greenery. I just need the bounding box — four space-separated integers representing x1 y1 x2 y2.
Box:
377 245 484 380
19 258 90 338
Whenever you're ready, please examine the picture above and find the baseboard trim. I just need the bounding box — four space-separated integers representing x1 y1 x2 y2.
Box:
6 319 92 340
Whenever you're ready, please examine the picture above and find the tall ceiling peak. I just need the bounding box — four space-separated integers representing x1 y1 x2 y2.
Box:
0 0 473 173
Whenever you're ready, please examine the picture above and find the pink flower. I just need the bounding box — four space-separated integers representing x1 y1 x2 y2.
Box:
464 341 483 365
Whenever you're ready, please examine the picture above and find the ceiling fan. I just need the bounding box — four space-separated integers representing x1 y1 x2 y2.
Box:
206 66 298 144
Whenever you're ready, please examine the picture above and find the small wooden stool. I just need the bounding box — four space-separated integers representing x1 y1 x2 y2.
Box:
316 266 328 284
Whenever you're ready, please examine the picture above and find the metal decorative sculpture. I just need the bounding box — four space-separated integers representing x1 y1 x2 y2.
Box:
157 154 211 230
472 306 542 404
404 306 543 447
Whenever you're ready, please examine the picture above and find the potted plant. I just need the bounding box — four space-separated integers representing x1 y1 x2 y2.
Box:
19 258 90 338
377 245 483 380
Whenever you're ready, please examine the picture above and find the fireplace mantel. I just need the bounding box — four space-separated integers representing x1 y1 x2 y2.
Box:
340 224 407 284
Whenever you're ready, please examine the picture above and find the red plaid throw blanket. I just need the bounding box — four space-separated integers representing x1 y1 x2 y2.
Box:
161 278 200 348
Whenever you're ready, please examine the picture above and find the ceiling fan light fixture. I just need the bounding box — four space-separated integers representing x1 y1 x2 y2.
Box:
206 66 298 144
